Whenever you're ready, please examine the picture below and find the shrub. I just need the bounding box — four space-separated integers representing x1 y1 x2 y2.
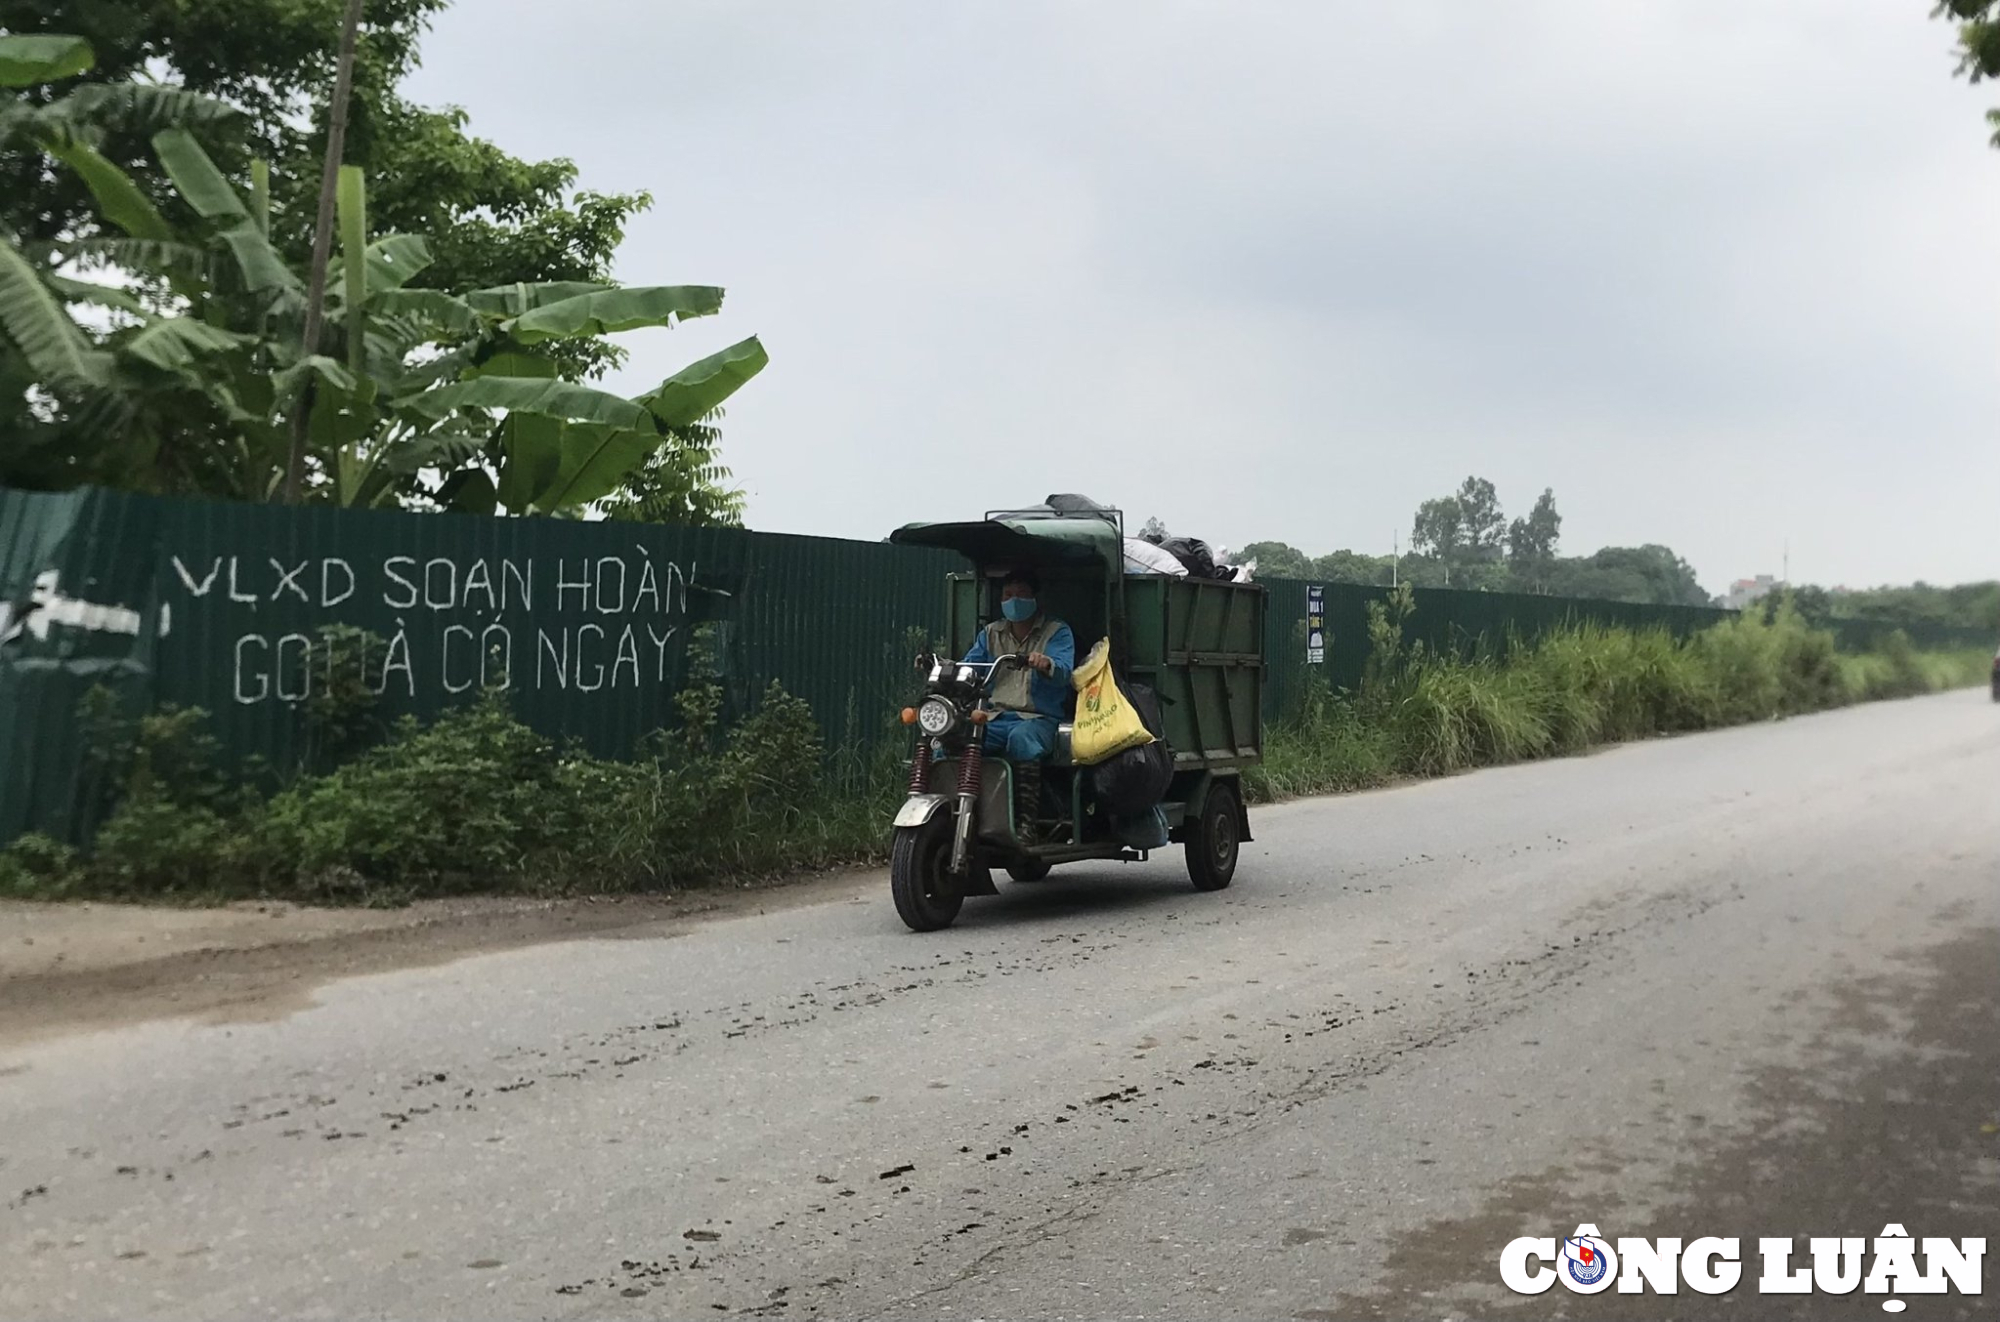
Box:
1249 678 1394 802
89 795 244 896
10 601 1988 905
258 692 569 897
0 832 85 897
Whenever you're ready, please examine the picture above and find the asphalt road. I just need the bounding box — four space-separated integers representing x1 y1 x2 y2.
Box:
3 691 1996 1321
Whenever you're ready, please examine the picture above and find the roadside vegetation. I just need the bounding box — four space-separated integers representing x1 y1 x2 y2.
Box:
1247 590 1990 801
0 627 912 905
1 597 1986 906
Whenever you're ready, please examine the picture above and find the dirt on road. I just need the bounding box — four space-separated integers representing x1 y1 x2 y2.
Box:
0 871 880 1049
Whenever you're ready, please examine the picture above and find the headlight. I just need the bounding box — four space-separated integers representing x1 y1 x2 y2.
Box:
917 697 957 736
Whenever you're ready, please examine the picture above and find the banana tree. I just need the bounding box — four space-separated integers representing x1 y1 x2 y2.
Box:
1 34 288 495
5 37 767 516
1 34 239 164
307 168 768 515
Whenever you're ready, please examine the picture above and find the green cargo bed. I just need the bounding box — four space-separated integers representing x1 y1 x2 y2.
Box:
943 569 1264 772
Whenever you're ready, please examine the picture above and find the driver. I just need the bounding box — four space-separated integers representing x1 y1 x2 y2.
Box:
961 568 1074 763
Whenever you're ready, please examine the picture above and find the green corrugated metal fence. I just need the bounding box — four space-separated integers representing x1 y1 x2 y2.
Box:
10 485 1977 847
1257 579 1734 720
1 486 956 843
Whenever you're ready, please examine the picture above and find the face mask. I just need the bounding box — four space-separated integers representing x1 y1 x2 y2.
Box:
1001 596 1037 623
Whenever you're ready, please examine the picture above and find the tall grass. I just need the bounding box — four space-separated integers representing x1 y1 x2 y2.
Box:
1246 605 1990 805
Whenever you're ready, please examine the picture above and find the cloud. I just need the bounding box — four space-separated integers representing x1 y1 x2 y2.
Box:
404 0 2000 590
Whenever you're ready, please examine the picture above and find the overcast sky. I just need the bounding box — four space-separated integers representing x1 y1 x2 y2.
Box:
405 1 2000 593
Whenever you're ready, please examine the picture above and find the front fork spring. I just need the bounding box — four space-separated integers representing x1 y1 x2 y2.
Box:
949 741 983 873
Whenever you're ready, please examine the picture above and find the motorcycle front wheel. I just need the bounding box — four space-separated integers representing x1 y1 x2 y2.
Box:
890 814 964 932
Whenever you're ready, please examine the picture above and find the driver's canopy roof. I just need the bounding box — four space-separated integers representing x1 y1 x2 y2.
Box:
888 511 1122 573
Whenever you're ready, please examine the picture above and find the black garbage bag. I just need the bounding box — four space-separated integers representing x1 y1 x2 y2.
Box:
1091 681 1173 816
1159 536 1218 579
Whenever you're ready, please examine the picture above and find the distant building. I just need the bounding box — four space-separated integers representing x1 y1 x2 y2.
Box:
1724 574 1780 611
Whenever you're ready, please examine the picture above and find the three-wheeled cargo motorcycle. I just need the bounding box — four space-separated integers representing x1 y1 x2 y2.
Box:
885 507 1266 931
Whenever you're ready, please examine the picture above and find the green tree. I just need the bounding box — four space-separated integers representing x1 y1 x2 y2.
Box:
1780 584 1833 628
1505 487 1562 592
1448 560 1511 593
1934 1 2000 145
1394 553 1450 588
2 98 765 514
1453 475 1505 561
0 35 270 494
1831 579 2000 631
1312 549 1392 585
1236 539 1312 579
1545 545 1709 607
1411 475 1507 584
1409 496 1465 572
596 419 746 527
0 0 648 379
1542 557 1648 604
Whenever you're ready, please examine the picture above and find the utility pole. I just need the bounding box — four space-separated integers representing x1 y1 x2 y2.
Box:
285 0 367 504
1391 532 1398 588
1782 540 1790 587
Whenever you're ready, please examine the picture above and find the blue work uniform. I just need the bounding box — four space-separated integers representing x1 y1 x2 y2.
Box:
961 615 1075 761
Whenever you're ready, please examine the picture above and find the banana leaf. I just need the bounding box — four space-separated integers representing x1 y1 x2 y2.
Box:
0 34 93 86
461 281 610 317
0 240 110 385
635 336 769 429
308 375 379 451
47 274 149 316
327 234 433 299
438 467 499 515
386 419 489 477
496 413 561 511
152 128 245 220
468 350 558 379
122 317 251 373
220 225 302 294
272 354 359 412
38 83 238 135
47 140 173 241
400 375 652 430
368 288 479 337
503 285 724 344
60 237 205 283
530 422 666 513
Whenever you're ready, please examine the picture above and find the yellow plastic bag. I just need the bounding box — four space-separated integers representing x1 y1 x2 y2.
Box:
1070 638 1155 765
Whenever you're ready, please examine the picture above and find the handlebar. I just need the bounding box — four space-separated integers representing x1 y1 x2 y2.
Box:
928 653 1028 693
